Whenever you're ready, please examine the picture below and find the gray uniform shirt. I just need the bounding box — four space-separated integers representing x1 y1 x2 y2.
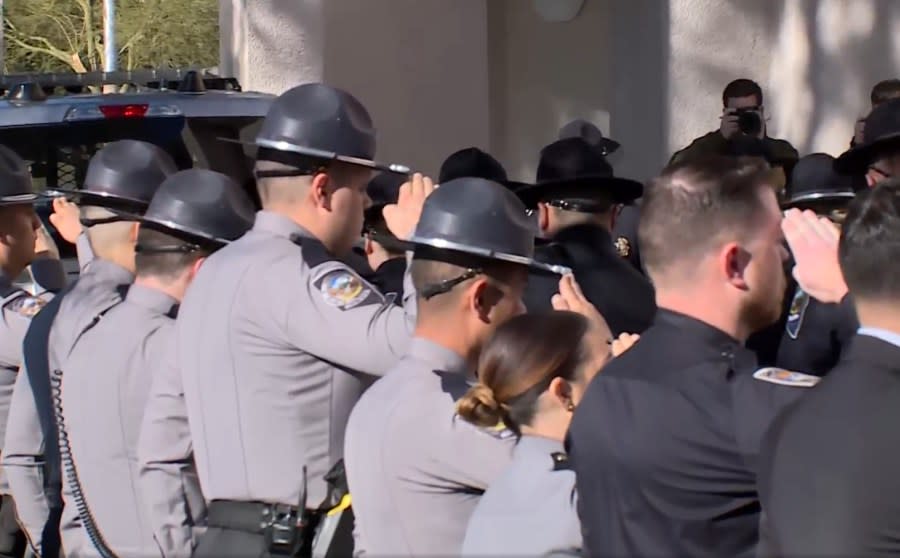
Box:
58 284 179 557
3 253 130 553
0 274 51 494
138 329 206 558
462 436 581 557
176 211 415 507
344 337 516 557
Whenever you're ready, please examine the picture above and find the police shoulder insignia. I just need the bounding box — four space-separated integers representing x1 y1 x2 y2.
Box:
551 452 571 471
317 269 371 310
752 367 820 388
614 236 631 258
5 294 46 318
785 288 810 339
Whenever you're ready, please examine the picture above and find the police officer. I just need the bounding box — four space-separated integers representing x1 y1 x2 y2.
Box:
171 83 424 558
773 154 857 376
836 97 900 188
758 180 900 556
0 144 67 558
517 136 656 335
3 140 175 556
344 177 571 557
55 170 253 557
361 172 409 302
567 156 818 557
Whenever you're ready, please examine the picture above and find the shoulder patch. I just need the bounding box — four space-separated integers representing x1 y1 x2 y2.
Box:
614 236 631 258
752 367 820 388
5 295 47 318
317 269 372 310
785 288 810 339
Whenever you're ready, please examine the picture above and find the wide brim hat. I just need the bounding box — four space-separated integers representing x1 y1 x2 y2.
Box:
118 169 255 246
438 147 522 191
783 152 855 209
515 137 643 209
225 83 409 175
0 145 42 206
52 140 177 211
407 177 568 275
835 98 900 173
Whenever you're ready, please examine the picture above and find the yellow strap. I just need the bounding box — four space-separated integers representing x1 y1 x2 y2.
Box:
327 493 352 517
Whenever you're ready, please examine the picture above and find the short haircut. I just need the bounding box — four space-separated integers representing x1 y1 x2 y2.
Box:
639 156 774 276
254 155 371 209
871 79 900 107
839 178 900 301
409 250 523 303
723 79 764 107
134 227 208 281
81 205 135 249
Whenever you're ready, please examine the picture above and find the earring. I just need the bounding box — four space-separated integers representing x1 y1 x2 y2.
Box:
566 401 575 412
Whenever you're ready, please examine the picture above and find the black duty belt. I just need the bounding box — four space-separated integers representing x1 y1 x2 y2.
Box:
207 500 320 556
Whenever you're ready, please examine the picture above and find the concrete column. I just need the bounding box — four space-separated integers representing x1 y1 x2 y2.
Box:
219 0 325 94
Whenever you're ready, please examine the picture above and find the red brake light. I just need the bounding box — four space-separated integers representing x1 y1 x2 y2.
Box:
98 104 148 118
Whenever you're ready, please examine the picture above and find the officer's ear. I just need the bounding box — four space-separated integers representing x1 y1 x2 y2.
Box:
310 172 332 210
722 242 752 289
548 376 573 409
188 256 207 281
537 203 551 233
470 277 502 323
129 221 140 244
363 236 375 256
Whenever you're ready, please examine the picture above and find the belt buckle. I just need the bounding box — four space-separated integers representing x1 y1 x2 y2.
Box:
263 503 300 555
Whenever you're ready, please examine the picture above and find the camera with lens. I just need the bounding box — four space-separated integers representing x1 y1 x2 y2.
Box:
733 108 762 136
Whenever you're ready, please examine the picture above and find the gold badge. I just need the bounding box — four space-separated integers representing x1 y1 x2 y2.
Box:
9 295 46 318
615 236 631 258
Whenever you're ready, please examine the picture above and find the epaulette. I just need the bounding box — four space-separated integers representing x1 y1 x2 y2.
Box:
551 452 571 471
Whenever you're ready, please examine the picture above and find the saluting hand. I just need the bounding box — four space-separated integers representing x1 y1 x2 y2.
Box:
33 220 60 259
552 274 614 370
383 173 436 241
611 333 640 357
782 208 848 304
49 196 84 244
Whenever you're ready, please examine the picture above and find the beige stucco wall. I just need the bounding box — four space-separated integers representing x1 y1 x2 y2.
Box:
221 0 900 183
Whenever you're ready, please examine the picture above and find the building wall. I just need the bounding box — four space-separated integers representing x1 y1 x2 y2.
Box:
221 0 900 183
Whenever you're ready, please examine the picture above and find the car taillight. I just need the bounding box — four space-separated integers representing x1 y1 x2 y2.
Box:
98 104 148 118
64 103 182 121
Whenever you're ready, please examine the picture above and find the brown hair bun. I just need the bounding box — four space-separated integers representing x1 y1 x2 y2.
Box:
456 383 505 428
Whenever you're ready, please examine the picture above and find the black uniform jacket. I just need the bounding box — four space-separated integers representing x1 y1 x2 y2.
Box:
567 309 814 558
524 224 655 335
759 333 900 557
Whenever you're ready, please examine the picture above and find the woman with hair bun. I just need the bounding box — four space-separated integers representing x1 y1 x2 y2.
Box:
459 311 637 556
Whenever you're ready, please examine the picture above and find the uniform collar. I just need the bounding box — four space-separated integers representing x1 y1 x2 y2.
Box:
253 211 315 241
126 283 179 317
87 258 134 285
857 326 900 350
407 337 469 376
653 308 756 371
553 223 613 250
515 435 565 455
0 273 11 291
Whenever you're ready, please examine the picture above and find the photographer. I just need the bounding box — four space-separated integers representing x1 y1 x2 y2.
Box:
669 79 798 171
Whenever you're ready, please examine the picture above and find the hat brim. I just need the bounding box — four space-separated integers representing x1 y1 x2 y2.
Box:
50 187 151 211
114 209 232 246
219 136 411 176
781 191 855 209
835 133 900 173
515 176 643 208
0 193 42 206
408 235 570 276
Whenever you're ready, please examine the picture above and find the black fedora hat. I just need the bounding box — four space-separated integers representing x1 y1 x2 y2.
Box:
53 140 176 211
0 145 40 206
408 177 568 275
515 137 643 209
783 153 855 210
241 83 409 175
835 98 900 173
558 119 620 156
129 169 255 247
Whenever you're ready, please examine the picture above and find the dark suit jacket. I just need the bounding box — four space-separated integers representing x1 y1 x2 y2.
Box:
524 224 656 335
759 334 900 557
365 257 406 306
